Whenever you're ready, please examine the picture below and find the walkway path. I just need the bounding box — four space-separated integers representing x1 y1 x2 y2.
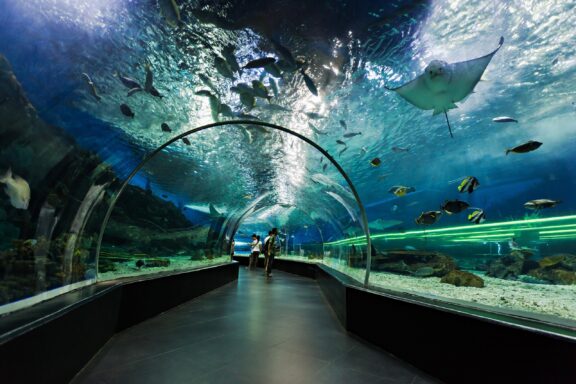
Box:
74 269 440 384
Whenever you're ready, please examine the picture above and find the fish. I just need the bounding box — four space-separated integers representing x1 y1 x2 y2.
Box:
370 158 381 167
339 147 348 157
386 36 504 138
457 176 480 194
415 211 442 225
300 69 318 96
304 112 326 119
339 120 347 130
81 73 101 101
243 57 276 69
251 80 270 99
199 74 218 93
506 140 542 155
215 57 235 79
195 90 214 97
524 199 560 210
219 103 235 118
308 122 328 135
441 199 470 214
336 140 347 146
232 82 256 95
127 87 143 97
0 168 30 209
270 38 296 67
361 146 368 154
182 137 191 145
269 78 279 98
468 209 486 224
158 0 181 27
118 74 142 90
222 44 241 74
209 203 223 217
136 259 145 269
343 132 362 138
235 112 260 120
264 63 282 78
243 194 253 199
322 164 328 172
161 123 172 132
492 116 518 123
276 59 298 72
369 219 403 231
144 62 162 98
391 204 398 212
240 92 255 109
392 146 409 153
120 104 134 118
388 185 416 197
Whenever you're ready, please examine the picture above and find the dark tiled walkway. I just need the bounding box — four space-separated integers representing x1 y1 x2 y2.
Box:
73 269 440 384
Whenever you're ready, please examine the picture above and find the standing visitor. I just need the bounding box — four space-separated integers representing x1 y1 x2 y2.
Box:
249 234 261 270
263 230 271 274
265 228 280 277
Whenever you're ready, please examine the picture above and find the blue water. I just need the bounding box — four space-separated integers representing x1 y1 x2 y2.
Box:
1 0 576 313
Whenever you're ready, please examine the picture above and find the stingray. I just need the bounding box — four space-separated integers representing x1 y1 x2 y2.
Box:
386 37 504 138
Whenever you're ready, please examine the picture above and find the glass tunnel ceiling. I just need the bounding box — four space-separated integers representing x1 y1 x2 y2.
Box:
1 0 575 237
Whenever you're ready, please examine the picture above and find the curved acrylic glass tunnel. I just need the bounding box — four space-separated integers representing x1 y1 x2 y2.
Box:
0 119 370 311
95 121 372 282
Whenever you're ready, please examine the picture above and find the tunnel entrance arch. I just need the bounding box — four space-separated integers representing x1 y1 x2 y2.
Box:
96 120 373 285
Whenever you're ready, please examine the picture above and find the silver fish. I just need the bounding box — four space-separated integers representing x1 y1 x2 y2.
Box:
0 168 30 209
492 116 518 123
81 73 101 101
343 132 361 138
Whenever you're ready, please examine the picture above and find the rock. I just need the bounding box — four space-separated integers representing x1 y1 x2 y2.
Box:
539 255 564 268
413 266 435 277
373 250 457 277
486 251 536 280
529 268 576 285
440 270 485 288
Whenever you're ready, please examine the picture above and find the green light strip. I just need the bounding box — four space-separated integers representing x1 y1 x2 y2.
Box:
326 214 576 246
540 229 576 235
541 234 576 239
466 232 514 239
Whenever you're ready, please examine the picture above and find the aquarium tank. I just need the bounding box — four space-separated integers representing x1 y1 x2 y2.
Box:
0 0 575 326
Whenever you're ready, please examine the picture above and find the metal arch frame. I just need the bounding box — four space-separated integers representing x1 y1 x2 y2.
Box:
95 120 373 285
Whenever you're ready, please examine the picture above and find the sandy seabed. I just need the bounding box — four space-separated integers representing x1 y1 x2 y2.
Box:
99 256 231 281
323 262 576 322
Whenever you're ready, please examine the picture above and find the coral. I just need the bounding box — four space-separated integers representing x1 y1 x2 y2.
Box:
441 270 485 288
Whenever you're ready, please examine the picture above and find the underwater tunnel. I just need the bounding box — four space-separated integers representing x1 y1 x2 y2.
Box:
1 0 576 383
